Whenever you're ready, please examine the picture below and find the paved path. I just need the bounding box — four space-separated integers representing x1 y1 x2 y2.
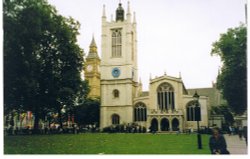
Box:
224 134 248 154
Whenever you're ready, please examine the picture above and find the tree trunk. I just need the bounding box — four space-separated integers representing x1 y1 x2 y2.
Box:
33 110 40 134
58 109 63 128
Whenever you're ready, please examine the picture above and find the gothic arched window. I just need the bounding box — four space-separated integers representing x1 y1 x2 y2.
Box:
186 100 201 121
157 83 175 111
113 89 119 98
134 102 147 122
111 114 120 125
112 29 122 57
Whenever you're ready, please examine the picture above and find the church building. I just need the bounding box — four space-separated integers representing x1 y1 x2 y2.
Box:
85 2 210 132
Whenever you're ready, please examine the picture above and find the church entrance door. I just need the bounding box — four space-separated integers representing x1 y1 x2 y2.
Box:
172 118 179 131
160 118 169 131
150 118 158 132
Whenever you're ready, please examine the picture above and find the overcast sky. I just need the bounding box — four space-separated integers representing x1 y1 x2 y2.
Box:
48 0 246 90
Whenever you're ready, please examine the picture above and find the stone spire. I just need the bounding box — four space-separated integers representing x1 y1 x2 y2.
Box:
90 35 97 47
87 35 99 59
133 12 136 24
102 4 106 23
126 1 131 22
127 1 131 14
179 72 182 78
102 4 106 18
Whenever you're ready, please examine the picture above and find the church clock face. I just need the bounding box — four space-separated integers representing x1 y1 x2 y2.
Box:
112 67 121 78
86 65 93 72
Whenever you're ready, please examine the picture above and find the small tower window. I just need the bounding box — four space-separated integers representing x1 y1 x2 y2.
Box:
113 89 119 98
112 29 122 57
112 114 120 125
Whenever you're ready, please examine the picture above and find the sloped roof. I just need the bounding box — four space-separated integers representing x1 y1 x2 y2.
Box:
187 87 226 107
86 36 100 59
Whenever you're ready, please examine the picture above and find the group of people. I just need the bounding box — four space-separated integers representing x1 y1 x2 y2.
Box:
102 124 147 133
5 124 82 135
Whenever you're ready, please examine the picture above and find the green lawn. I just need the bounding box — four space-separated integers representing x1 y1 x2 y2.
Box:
4 133 211 154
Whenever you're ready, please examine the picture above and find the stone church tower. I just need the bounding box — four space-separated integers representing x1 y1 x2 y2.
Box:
84 36 101 99
100 2 138 128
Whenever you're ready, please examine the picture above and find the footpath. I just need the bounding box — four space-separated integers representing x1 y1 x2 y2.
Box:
224 134 248 154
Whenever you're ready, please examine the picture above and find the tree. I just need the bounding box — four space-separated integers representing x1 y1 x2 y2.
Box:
211 24 247 115
74 98 100 127
4 0 88 132
211 105 234 125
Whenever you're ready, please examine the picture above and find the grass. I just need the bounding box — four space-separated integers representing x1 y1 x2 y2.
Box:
4 133 211 154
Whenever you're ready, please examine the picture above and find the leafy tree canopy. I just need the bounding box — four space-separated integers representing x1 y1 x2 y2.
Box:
74 98 100 127
211 105 234 125
4 0 88 130
211 24 247 115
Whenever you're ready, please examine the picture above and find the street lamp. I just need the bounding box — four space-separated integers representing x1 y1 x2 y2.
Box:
193 91 202 149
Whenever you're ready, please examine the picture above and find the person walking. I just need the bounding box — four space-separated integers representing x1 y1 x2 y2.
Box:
228 126 232 135
238 126 243 140
243 126 248 146
209 127 230 154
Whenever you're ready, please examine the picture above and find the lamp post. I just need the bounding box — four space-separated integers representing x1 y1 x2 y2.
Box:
193 91 202 149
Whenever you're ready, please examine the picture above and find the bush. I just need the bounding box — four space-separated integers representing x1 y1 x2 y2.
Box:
102 123 146 133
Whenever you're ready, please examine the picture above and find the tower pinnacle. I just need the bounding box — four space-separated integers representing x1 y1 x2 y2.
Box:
179 72 182 78
87 36 99 59
102 4 106 18
127 1 131 14
133 12 136 24
90 35 97 48
102 4 106 23
126 1 131 22
116 2 124 21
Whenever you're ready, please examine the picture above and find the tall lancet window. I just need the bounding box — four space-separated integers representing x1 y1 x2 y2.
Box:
112 29 122 57
134 102 147 122
186 100 198 121
157 83 175 111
